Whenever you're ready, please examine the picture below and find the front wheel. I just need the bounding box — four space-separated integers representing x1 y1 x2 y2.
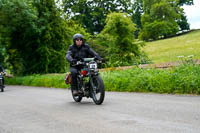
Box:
90 76 105 105
0 79 4 92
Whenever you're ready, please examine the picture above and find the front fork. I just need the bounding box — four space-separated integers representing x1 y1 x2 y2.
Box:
89 69 99 89
89 73 98 98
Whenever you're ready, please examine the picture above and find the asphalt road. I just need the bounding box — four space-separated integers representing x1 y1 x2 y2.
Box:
0 86 200 133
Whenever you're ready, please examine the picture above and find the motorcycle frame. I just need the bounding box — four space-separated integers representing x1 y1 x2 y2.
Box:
77 63 99 98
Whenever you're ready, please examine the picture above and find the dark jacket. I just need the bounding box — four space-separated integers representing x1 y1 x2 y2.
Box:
66 43 100 65
0 65 5 73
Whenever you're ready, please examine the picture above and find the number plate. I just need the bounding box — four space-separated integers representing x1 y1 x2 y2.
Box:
89 63 97 69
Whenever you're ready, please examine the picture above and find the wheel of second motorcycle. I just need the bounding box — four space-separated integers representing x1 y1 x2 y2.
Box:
0 80 4 92
71 90 82 102
91 76 105 105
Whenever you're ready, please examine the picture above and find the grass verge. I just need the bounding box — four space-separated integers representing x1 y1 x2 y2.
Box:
5 64 200 94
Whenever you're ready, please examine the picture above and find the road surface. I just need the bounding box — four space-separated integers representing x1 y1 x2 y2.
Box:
0 86 199 133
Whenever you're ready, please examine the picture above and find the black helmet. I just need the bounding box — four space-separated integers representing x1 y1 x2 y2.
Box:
73 33 84 42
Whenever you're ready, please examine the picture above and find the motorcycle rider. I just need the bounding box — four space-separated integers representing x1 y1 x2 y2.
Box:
66 33 102 96
0 64 5 87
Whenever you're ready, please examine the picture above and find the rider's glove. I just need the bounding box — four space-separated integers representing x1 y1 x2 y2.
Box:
100 58 105 63
94 56 105 63
94 56 101 61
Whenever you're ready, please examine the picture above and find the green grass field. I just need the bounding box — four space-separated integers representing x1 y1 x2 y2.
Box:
143 30 200 63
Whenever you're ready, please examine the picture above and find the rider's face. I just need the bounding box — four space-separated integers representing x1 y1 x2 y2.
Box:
75 38 83 47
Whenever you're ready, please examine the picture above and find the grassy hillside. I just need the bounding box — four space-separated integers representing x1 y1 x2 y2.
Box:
143 30 200 63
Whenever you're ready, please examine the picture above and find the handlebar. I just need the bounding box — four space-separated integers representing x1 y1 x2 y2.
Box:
71 61 84 66
71 58 103 67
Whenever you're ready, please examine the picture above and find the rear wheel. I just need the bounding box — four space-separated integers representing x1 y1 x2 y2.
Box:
71 89 82 102
90 76 105 105
71 77 82 102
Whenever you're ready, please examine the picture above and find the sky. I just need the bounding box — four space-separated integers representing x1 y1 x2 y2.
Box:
183 0 200 29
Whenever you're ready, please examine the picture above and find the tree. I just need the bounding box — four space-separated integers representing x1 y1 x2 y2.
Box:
131 0 193 39
178 0 193 6
177 10 190 31
0 0 72 75
131 0 143 38
32 0 71 74
97 12 143 66
139 0 180 41
0 24 9 68
0 0 39 74
62 0 132 34
177 0 193 31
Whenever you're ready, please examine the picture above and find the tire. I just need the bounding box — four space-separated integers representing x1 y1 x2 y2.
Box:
90 76 105 105
0 79 4 92
71 77 83 102
71 89 82 102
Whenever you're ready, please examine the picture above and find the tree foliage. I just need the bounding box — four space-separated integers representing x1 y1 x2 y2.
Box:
178 0 193 6
176 0 193 31
62 0 132 34
0 0 195 74
139 0 180 40
0 24 9 67
131 0 143 38
0 0 72 75
0 0 39 74
32 0 71 74
177 10 190 31
97 12 144 66
132 0 193 40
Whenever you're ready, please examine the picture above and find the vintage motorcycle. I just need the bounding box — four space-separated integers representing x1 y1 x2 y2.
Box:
0 72 5 92
69 58 105 105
